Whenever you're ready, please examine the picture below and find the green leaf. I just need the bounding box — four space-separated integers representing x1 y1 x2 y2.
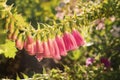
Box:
16 74 21 80
0 40 17 58
21 73 29 79
0 25 7 44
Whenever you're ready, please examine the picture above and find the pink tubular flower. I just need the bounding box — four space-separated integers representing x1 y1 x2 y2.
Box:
72 29 85 46
63 31 78 51
55 35 67 56
86 58 94 67
35 40 43 53
100 57 111 68
15 34 24 50
24 34 34 51
47 39 55 57
42 42 51 58
27 42 36 55
26 34 34 44
53 40 61 60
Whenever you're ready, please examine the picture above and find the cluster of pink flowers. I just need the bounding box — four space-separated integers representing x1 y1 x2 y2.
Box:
15 29 85 61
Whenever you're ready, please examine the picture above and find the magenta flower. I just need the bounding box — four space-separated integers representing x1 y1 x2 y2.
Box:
47 39 55 57
86 58 94 66
100 57 111 68
55 35 67 56
42 42 51 58
53 40 61 60
72 29 85 46
63 31 78 51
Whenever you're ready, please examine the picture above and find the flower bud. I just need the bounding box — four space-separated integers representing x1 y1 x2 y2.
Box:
8 20 15 33
55 35 67 56
7 31 12 40
11 29 19 41
5 17 11 30
63 31 78 51
72 29 85 46
15 34 24 50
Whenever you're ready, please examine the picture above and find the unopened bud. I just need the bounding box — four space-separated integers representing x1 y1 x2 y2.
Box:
11 29 19 41
15 34 24 50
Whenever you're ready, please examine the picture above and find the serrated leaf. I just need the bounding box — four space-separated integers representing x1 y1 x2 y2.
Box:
1 40 17 58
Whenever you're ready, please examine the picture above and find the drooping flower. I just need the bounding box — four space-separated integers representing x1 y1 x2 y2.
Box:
86 57 94 66
72 29 85 46
100 57 111 68
63 31 78 51
27 42 36 55
53 40 61 60
35 39 43 53
55 35 67 56
24 33 34 51
42 41 51 58
15 34 24 50
47 38 55 57
26 34 34 44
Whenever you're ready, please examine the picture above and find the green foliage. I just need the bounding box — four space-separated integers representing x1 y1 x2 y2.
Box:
0 40 17 58
14 0 60 27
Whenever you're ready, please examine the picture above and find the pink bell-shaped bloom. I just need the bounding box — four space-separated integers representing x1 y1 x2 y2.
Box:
72 29 85 46
55 35 67 56
100 57 111 68
47 39 55 57
24 34 34 51
27 42 36 55
42 42 51 58
63 31 78 51
53 40 61 60
35 40 43 53
26 34 34 44
15 34 24 50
